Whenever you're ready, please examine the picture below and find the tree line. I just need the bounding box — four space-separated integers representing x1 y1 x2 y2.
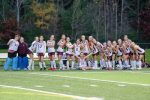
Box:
0 0 150 44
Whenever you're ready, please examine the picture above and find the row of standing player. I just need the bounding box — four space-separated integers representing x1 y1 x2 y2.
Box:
4 34 145 71
28 34 145 71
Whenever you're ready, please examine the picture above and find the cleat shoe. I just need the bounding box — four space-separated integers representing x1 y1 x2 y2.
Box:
43 67 46 70
40 68 43 71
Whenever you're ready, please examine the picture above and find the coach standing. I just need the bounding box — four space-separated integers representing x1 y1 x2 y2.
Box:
17 37 29 70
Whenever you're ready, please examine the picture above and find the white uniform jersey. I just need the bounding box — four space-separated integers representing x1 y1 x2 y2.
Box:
66 42 73 54
8 39 19 52
47 40 55 53
29 41 38 53
92 44 99 54
104 47 112 57
57 40 65 52
74 44 81 56
81 40 89 54
79 58 87 68
37 41 46 54
125 47 130 54
117 46 123 56
96 42 103 53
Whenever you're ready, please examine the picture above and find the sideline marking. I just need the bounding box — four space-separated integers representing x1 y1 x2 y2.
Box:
34 73 150 87
0 85 103 100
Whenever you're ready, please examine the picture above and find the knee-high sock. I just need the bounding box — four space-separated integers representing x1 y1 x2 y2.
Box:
101 59 105 67
71 61 75 68
124 60 129 67
88 60 91 67
42 62 46 68
67 61 69 69
131 60 136 69
28 59 33 70
105 61 108 68
53 60 56 68
112 61 115 68
32 61 34 70
59 60 63 68
118 60 122 69
108 61 112 68
100 60 102 67
94 61 98 68
39 62 42 68
50 61 53 68
137 60 142 69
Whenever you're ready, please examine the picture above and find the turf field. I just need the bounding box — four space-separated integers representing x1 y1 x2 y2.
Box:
0 70 150 100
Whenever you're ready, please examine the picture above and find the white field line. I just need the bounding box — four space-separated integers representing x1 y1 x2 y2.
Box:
0 85 103 100
34 73 150 87
29 71 150 75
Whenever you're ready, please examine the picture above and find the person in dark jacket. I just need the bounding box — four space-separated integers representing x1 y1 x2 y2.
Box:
17 37 29 70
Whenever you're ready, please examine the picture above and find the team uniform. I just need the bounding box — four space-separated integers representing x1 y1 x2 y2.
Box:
103 46 113 69
28 41 38 54
57 39 66 69
66 42 73 57
66 42 74 69
90 43 99 69
81 40 89 55
116 45 124 69
47 40 56 69
27 41 38 70
136 47 145 69
37 41 47 69
74 43 81 56
4 39 19 70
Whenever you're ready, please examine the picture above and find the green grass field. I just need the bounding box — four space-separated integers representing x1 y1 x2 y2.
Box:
0 70 150 100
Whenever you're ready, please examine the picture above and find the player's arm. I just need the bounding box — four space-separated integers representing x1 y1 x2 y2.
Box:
7 39 13 45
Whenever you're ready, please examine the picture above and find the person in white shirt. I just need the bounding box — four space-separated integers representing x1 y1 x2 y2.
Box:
57 34 66 70
37 36 47 71
4 34 20 70
47 35 56 71
66 37 75 69
27 37 39 70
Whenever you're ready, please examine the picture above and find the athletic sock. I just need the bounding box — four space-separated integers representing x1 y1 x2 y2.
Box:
137 60 142 69
71 61 75 69
105 61 108 68
94 61 98 69
131 60 136 69
124 60 129 67
28 59 33 70
108 61 112 68
43 62 46 68
59 60 63 69
67 61 69 69
39 62 42 68
32 61 34 70
112 61 115 69
53 60 56 68
88 60 91 67
119 60 123 69
50 61 53 68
